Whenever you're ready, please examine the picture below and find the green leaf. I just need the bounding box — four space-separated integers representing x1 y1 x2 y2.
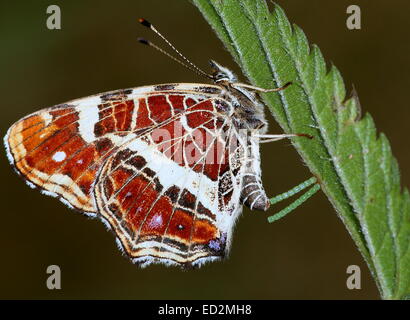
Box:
192 0 410 300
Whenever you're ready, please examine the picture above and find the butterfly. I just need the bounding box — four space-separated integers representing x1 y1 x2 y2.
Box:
4 19 303 268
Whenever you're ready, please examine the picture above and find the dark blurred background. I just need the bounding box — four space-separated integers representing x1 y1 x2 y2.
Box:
0 0 408 299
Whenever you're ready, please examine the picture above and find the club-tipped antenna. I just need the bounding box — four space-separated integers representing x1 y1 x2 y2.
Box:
138 18 213 80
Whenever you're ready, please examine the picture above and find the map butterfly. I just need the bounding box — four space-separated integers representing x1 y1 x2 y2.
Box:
4 19 306 268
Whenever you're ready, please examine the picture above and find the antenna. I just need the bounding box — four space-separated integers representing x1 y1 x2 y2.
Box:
138 18 213 80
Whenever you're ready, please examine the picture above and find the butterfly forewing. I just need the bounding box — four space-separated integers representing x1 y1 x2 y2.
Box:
5 84 247 266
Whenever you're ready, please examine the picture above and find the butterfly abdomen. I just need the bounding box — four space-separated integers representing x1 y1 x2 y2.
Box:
240 173 270 211
239 138 269 211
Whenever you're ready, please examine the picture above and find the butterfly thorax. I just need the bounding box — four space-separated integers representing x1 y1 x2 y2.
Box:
218 81 268 132
210 61 268 133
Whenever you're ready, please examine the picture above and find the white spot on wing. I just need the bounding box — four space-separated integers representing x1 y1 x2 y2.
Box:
42 112 53 127
52 151 66 162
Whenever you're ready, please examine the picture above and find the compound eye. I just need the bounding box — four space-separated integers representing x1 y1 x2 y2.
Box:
213 73 228 82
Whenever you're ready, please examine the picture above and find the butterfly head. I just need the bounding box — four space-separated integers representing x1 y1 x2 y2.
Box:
209 60 237 83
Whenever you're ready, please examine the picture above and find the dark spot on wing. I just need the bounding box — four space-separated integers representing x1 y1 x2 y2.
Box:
95 137 113 154
165 185 180 204
127 155 146 170
154 84 176 91
142 167 155 178
178 189 196 210
101 89 133 101
194 86 220 94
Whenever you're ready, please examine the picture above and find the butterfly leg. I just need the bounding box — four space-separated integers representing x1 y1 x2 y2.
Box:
249 133 317 219
254 133 313 143
268 183 321 223
232 82 292 93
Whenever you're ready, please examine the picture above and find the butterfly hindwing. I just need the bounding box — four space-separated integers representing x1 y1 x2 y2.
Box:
94 96 246 266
